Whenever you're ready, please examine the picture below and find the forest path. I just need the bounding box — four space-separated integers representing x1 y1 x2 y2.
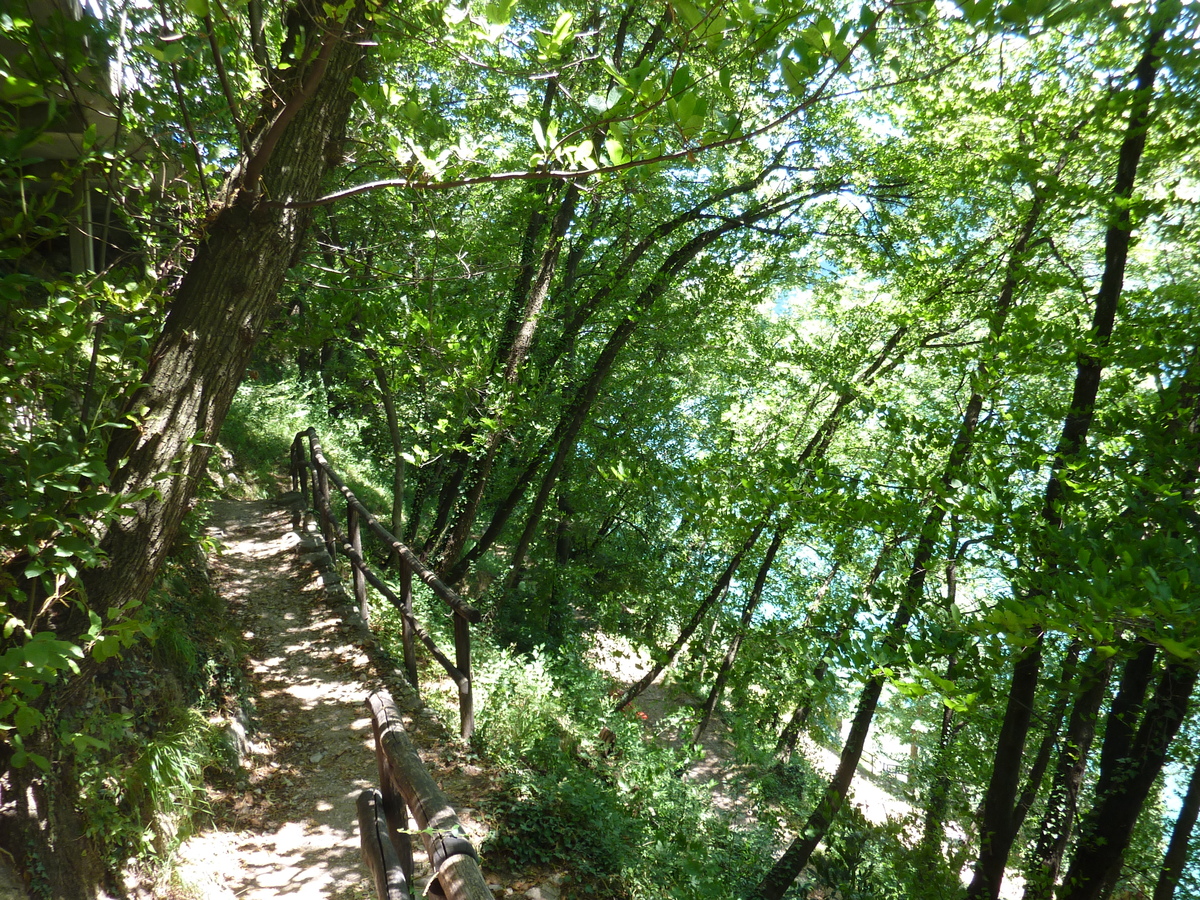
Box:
169 496 481 900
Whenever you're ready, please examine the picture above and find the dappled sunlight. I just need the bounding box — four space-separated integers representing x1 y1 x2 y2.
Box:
175 498 388 899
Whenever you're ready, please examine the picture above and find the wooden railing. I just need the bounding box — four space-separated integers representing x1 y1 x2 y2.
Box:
290 428 482 740
358 690 491 900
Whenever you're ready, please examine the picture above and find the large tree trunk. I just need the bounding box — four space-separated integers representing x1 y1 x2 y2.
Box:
83 6 370 621
4 8 370 898
965 23 1167 898
1022 649 1115 900
1059 662 1198 900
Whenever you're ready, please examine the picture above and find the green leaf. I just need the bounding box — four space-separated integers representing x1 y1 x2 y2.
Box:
673 0 705 30
781 57 813 98
604 135 628 165
185 0 209 16
484 0 517 26
0 74 46 106
14 704 42 734
1158 638 1194 661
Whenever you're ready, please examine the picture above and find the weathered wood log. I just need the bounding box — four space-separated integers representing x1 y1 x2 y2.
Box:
357 788 412 900
367 691 492 900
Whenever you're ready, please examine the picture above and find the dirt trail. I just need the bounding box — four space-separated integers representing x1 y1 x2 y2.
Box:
170 497 465 900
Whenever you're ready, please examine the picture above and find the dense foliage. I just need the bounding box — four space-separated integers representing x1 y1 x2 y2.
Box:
4 0 1200 897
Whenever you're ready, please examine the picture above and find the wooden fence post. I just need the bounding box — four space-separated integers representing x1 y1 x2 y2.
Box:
357 788 411 900
400 558 419 692
370 719 414 889
453 612 473 742
290 437 299 494
317 465 336 561
292 435 309 503
350 505 368 621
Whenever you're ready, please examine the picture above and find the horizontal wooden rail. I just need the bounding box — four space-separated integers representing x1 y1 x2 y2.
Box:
303 429 481 623
291 429 477 739
366 691 491 900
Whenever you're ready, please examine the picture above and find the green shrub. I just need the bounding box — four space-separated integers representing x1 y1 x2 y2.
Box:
462 642 780 899
798 804 960 900
473 646 570 770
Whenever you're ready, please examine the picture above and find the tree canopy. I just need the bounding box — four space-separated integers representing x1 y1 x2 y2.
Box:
3 0 1200 896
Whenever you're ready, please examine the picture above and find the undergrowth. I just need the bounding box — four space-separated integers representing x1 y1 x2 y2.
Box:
59 525 249 888
387 635 780 899
221 373 393 514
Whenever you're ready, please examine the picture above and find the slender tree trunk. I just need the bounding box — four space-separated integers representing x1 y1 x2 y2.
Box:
439 164 800 575
918 652 961 857
356 345 406 567
1154 751 1200 900
690 324 910 747
966 24 1167 897
405 457 431 545
1097 644 1159 794
613 519 766 712
752 395 994 897
752 639 897 900
776 544 894 759
1059 662 1198 900
440 433 556 585
693 523 787 744
969 634 1047 900
1023 650 1116 900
